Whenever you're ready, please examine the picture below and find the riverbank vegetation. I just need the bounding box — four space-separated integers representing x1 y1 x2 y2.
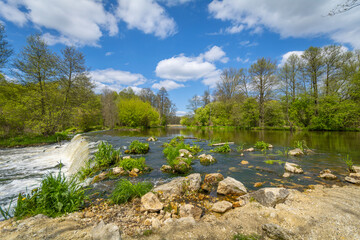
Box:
182 46 360 131
0 25 177 145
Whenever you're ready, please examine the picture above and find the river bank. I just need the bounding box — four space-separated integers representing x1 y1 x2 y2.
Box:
1 183 359 240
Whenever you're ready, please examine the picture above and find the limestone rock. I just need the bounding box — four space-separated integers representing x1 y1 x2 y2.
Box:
154 173 201 197
250 187 290 207
179 149 193 158
147 137 157 142
211 201 232 213
319 169 337 180
176 217 196 226
282 172 291 178
284 162 303 174
288 148 304 156
345 173 360 184
244 147 255 152
151 218 161 229
92 220 121 240
112 167 124 175
204 173 224 185
217 177 247 196
141 192 163 212
172 158 192 173
352 165 360 173
179 204 203 220
262 223 294 240
160 165 172 172
198 154 216 165
123 156 131 159
91 171 108 183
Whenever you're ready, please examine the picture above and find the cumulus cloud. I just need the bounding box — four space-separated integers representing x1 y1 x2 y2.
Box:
278 51 304 67
176 110 187 116
152 80 185 91
236 57 249 63
90 68 146 93
155 45 227 87
159 0 193 7
208 0 360 48
105 52 114 56
0 1 27 26
116 0 177 39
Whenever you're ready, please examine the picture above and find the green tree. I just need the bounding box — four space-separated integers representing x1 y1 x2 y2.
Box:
249 57 277 127
264 100 285 127
0 24 13 70
118 98 159 127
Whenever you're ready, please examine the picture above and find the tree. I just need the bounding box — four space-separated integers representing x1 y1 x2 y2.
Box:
202 89 211 106
187 94 202 115
302 46 323 114
12 34 60 135
215 68 245 101
329 0 360 15
101 88 118 128
118 98 159 127
322 45 342 96
138 88 156 106
249 57 277 127
155 87 175 126
0 24 13 70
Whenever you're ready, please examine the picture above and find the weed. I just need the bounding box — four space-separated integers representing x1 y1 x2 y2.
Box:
236 143 246 152
342 154 354 172
0 200 13 220
14 172 85 218
254 141 269 150
294 140 308 152
189 144 203 154
211 143 231 153
118 157 147 171
163 136 185 147
129 140 150 154
233 233 261 240
208 137 223 146
94 141 121 168
264 160 285 165
78 159 96 180
143 229 153 236
0 132 69 148
110 179 152 204
277 148 289 157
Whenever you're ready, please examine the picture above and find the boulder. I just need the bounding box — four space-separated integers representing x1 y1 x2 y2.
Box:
172 159 192 173
198 154 216 165
154 173 201 197
91 171 108 183
141 192 163 212
179 204 203 220
112 167 124 175
268 144 273 148
244 147 255 152
319 169 337 180
176 217 196 226
179 149 193 158
123 156 131 159
262 223 294 240
160 165 172 172
204 173 224 185
211 201 232 213
250 188 290 207
352 166 360 173
345 173 360 184
147 137 157 142
92 220 121 240
151 218 161 229
254 182 265 188
284 162 303 174
217 177 247 196
288 148 304 156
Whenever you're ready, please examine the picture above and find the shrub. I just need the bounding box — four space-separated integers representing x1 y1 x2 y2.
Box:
129 140 149 154
94 141 121 168
118 157 147 171
211 143 231 153
14 172 85 218
110 179 152 204
254 141 269 150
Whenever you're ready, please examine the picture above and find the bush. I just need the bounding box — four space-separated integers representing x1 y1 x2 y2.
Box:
110 179 152 204
254 141 270 150
14 172 85 218
129 140 149 154
118 157 147 171
211 143 231 153
94 141 121 168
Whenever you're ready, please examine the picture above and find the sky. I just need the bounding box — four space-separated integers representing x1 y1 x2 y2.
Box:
0 0 359 116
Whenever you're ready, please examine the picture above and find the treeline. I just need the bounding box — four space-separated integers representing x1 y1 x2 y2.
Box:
0 25 175 138
183 46 360 130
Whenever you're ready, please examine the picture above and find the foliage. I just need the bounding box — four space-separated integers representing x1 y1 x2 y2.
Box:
0 200 12 220
163 142 193 173
14 172 85 218
0 132 68 147
163 136 185 147
189 144 203 154
211 143 231 153
254 141 270 150
118 157 147 171
264 100 285 127
94 141 121 168
236 143 246 152
294 140 308 152
110 179 152 204
180 116 193 126
129 140 150 154
342 154 354 172
276 148 289 157
264 160 285 165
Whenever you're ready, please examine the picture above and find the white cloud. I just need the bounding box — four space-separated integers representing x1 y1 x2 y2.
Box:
0 0 118 46
226 24 244 34
239 40 258 47
155 45 227 87
202 46 229 63
236 57 249 63
116 0 177 39
0 1 27 26
279 51 304 67
208 0 360 48
152 80 185 91
105 52 114 56
176 110 187 116
159 0 193 7
90 68 146 93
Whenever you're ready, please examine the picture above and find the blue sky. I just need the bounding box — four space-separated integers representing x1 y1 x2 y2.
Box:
0 0 359 115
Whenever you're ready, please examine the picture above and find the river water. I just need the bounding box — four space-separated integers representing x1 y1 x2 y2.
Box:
1 128 359 220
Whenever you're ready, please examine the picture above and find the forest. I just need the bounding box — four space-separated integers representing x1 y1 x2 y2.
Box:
0 24 176 139
183 46 360 130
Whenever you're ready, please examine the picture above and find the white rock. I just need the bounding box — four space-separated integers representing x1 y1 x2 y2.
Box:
141 192 163 212
288 148 304 156
211 201 233 213
112 167 124 175
154 173 201 197
151 218 161 229
217 177 247 196
244 147 255 152
92 220 121 240
250 188 290 207
319 169 337 180
284 162 303 174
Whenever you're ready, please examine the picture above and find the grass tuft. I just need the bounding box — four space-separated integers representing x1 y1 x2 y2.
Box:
110 179 152 204
129 140 149 154
211 143 231 153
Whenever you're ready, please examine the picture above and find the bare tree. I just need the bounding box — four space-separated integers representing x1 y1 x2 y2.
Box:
215 68 245 101
0 24 13 70
329 0 360 15
101 88 118 128
187 94 202 115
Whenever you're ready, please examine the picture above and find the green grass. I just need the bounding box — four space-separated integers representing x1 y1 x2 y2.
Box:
110 179 152 204
236 143 246 152
163 142 193 173
294 140 308 152
264 160 285 165
14 172 85 218
211 143 231 153
163 136 185 147
0 200 13 220
0 132 69 148
118 157 148 171
233 233 261 240
342 154 354 172
94 141 121 168
129 140 149 154
254 141 270 150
